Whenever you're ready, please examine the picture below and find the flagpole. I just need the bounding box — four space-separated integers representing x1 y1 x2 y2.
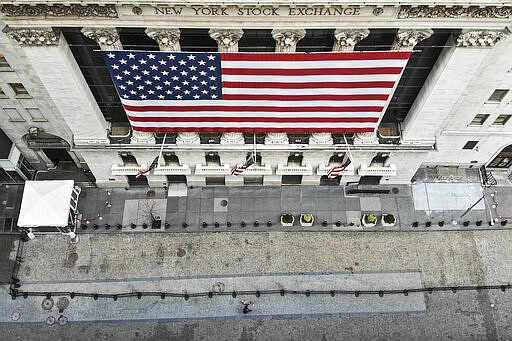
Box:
158 133 167 165
343 134 354 162
253 133 257 162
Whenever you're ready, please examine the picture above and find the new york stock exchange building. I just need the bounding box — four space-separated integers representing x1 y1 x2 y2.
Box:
0 1 511 189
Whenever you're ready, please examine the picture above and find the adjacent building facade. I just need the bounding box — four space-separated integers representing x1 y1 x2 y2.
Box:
0 1 511 188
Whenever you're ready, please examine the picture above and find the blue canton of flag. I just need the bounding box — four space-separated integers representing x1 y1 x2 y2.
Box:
103 51 223 101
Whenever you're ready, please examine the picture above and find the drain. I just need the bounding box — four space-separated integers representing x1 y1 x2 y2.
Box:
392 187 400 194
220 200 228 207
147 190 156 197
46 316 56 326
67 253 78 263
11 311 20 321
56 297 69 312
42 298 54 311
177 248 186 257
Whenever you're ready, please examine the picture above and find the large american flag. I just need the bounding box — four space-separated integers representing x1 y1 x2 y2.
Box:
327 153 352 179
102 50 411 132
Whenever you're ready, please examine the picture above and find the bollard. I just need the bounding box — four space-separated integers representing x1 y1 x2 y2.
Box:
335 221 341 227
254 221 259 227
202 222 208 228
267 221 272 227
104 224 110 230
227 221 232 227
81 224 87 230
93 224 99 230
425 221 432 227
131 223 136 229
501 220 508 226
142 223 148 229
322 221 328 227
164 223 170 229
476 220 482 226
116 224 122 230
438 221 444 227
214 222 220 228
182 222 188 228
463 221 470 227
241 221 246 227
412 222 419 227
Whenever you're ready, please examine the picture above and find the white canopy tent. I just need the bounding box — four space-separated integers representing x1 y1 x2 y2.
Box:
17 180 81 239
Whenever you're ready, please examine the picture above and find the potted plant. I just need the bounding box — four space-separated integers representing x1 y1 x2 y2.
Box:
300 213 314 227
381 213 396 227
361 214 377 227
280 213 295 227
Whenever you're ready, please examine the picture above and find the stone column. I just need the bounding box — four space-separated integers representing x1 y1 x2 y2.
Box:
354 29 434 145
208 28 244 52
82 27 155 144
81 27 123 50
271 29 306 53
264 132 289 144
332 29 370 52
391 29 434 51
309 133 333 145
3 27 108 143
176 132 200 145
145 28 181 52
220 132 245 144
207 29 245 146
401 29 509 144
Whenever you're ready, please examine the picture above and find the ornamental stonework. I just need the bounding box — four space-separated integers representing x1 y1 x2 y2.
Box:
456 30 509 47
209 29 244 52
4 27 60 46
271 29 306 52
397 5 512 19
0 4 118 18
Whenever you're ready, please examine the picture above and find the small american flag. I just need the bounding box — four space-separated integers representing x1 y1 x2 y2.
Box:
231 155 255 176
101 50 411 132
327 153 352 179
136 156 159 179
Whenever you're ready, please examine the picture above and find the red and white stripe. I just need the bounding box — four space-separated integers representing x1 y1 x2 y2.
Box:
123 51 411 133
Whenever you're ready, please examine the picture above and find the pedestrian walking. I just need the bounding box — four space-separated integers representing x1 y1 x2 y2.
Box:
241 300 253 314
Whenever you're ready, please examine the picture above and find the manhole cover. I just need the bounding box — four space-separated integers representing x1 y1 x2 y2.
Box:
67 253 78 263
46 316 56 326
11 311 20 321
211 282 225 293
58 315 68 325
56 297 69 311
42 298 54 311
392 187 400 194
220 200 228 207
146 190 156 198
177 248 186 257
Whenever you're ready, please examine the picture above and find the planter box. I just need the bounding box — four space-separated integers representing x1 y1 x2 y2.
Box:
361 214 377 227
300 214 314 227
281 214 295 227
381 214 396 227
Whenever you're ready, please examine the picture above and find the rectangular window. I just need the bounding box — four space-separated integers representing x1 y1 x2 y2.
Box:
462 141 479 150
469 114 489 125
3 108 25 122
25 108 47 122
487 89 509 102
492 114 512 126
9 83 31 98
0 54 12 71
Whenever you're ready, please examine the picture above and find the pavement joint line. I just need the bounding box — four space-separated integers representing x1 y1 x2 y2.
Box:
17 269 422 285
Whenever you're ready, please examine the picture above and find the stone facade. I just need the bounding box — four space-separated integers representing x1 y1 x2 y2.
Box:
0 2 511 187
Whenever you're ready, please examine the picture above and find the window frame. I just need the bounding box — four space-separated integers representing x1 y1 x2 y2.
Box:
487 89 509 103
491 114 512 126
469 114 490 126
462 141 479 150
9 83 31 99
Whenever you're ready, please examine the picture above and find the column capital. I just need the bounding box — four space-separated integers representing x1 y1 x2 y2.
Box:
3 26 60 46
81 27 121 50
353 132 379 145
176 132 200 145
271 29 306 52
456 30 509 47
145 28 181 51
130 130 156 144
264 132 289 144
208 28 244 52
220 132 245 145
392 29 434 50
333 29 370 52
309 133 333 145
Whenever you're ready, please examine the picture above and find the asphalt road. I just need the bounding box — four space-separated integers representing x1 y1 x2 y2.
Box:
0 289 511 341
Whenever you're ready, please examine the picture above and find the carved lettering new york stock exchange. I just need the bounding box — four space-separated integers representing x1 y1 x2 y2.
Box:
154 6 362 16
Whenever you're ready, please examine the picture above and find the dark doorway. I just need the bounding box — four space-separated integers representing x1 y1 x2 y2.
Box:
127 175 149 187
488 145 512 168
42 148 75 166
320 175 340 186
167 175 187 184
206 177 225 186
359 176 381 185
282 175 302 185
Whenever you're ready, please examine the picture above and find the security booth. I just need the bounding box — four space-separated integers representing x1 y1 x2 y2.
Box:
17 180 81 241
